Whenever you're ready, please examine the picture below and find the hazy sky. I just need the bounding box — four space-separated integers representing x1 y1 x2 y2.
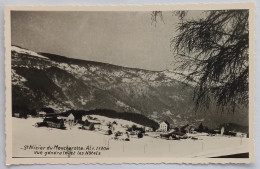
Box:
11 11 181 71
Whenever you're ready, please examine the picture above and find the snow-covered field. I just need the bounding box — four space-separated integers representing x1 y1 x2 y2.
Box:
82 115 143 128
12 117 249 158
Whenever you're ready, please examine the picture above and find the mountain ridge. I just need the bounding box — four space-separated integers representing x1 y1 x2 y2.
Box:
11 45 249 129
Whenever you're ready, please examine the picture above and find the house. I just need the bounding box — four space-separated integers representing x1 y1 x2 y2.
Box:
67 113 75 121
145 126 153 132
82 115 88 122
38 108 55 118
82 119 101 130
38 111 46 117
43 117 65 129
159 121 170 132
58 113 75 122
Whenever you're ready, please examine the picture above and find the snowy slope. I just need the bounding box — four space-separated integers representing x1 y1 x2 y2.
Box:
12 117 249 158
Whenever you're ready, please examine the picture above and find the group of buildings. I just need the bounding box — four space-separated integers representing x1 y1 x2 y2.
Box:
13 109 247 137
157 121 196 134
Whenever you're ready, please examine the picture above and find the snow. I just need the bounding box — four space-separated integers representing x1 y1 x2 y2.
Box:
162 110 172 115
89 66 98 72
162 69 181 80
112 71 125 77
11 46 48 59
147 73 159 81
121 78 133 83
82 115 142 128
11 70 27 85
115 100 132 110
12 117 249 158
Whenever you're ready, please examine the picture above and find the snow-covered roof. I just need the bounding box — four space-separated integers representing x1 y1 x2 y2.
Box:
85 119 101 124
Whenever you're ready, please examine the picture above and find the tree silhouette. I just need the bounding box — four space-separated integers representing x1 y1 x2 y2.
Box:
41 107 54 114
197 123 204 132
153 10 249 111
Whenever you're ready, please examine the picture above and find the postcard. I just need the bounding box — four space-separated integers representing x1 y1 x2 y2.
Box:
5 2 255 165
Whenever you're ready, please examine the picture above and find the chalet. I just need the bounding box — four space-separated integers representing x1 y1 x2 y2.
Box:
58 113 75 122
82 119 101 130
38 111 46 117
43 117 65 129
89 119 101 129
38 108 55 118
67 113 75 121
58 115 67 121
159 121 170 132
82 115 88 122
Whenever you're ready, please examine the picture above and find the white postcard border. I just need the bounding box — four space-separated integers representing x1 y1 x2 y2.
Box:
5 2 255 165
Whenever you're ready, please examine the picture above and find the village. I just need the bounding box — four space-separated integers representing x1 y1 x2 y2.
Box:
12 112 250 158
13 108 248 143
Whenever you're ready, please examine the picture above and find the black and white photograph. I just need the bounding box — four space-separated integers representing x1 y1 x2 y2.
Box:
5 3 255 164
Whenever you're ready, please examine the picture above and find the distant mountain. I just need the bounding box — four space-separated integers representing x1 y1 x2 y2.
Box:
11 45 249 129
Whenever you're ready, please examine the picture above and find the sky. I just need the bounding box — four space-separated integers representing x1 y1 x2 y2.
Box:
11 11 182 71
